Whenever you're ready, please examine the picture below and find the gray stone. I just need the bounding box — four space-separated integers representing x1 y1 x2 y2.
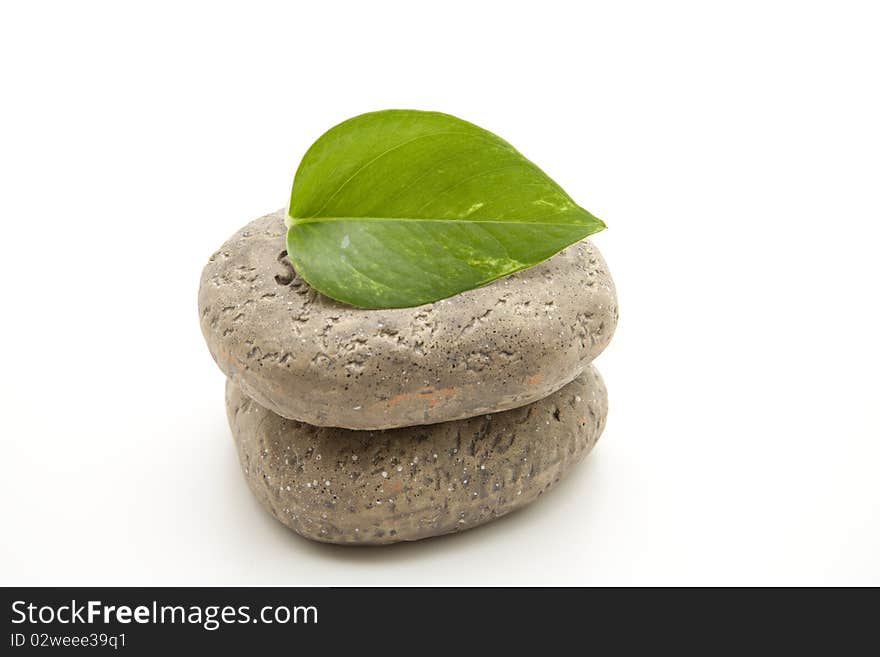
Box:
200 209 617 429
227 366 607 545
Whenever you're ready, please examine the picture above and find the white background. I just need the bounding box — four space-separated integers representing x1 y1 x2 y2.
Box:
1 1 878 586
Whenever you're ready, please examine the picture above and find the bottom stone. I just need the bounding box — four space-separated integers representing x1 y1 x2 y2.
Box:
226 367 608 545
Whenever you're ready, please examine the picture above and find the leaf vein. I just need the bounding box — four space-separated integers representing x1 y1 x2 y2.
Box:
303 131 507 219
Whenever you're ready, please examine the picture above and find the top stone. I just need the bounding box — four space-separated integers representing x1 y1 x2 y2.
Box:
199 210 617 429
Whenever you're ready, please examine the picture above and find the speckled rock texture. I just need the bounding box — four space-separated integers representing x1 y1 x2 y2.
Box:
200 209 617 430
227 366 607 545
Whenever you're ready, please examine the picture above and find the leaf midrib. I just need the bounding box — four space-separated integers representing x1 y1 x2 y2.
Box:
287 216 602 228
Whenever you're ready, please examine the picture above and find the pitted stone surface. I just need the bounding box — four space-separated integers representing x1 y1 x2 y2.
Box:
227 366 607 545
200 209 617 429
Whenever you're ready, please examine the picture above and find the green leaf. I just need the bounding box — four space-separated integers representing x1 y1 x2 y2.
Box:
286 110 605 309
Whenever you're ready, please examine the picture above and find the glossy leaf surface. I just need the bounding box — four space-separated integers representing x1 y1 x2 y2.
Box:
287 110 604 308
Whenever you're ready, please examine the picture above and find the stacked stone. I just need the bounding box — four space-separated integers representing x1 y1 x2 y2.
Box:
199 210 618 545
